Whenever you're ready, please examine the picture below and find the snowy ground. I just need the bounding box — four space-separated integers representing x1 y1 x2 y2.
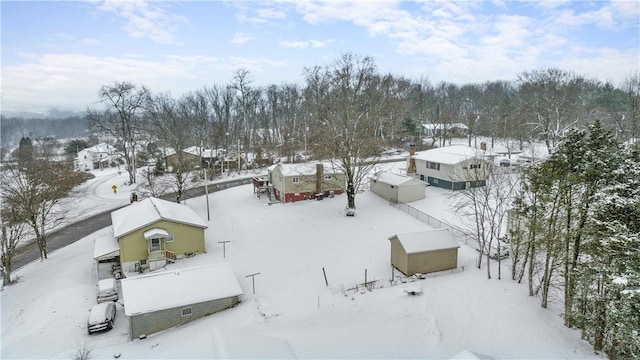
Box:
1 159 600 360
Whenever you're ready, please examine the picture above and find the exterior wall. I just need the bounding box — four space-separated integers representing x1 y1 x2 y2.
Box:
128 296 240 340
269 166 346 203
118 219 206 264
370 179 399 203
165 152 200 171
397 184 426 203
389 238 409 274
415 158 490 191
406 248 458 275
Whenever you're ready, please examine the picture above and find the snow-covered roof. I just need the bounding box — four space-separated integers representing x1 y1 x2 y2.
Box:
450 350 494 359
389 229 459 254
183 146 220 158
421 123 469 130
268 162 344 176
81 143 118 155
111 197 207 238
93 228 119 260
412 145 487 165
120 263 243 316
211 328 296 359
371 172 423 187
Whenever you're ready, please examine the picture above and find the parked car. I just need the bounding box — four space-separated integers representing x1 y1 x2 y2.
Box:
87 302 116 334
96 278 118 303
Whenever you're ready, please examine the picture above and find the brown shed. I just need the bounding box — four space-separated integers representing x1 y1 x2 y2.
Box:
388 229 459 276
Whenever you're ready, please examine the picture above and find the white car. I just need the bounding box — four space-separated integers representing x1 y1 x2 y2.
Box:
96 278 118 303
87 302 116 334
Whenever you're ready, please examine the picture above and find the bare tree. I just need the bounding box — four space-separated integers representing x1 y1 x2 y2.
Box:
516 68 588 152
451 159 519 279
0 160 83 260
304 53 385 210
87 82 149 184
146 93 198 203
1 206 27 285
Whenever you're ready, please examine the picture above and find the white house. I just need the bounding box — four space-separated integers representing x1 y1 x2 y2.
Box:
421 123 469 138
411 145 492 190
74 143 122 171
369 171 425 204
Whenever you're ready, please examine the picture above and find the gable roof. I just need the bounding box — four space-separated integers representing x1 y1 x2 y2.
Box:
389 229 459 254
371 171 424 187
111 197 207 238
267 162 344 176
182 146 220 158
120 263 242 316
412 145 487 165
421 122 469 130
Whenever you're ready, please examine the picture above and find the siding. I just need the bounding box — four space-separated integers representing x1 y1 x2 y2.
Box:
119 220 205 263
129 295 240 340
390 238 458 276
406 249 458 275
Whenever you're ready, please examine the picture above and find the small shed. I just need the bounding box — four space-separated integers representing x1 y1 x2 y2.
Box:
120 263 243 340
370 171 425 204
388 229 460 276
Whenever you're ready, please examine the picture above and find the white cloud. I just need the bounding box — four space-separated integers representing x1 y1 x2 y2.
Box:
1 53 292 112
279 39 333 49
97 0 188 44
257 8 286 19
280 41 309 49
231 32 254 44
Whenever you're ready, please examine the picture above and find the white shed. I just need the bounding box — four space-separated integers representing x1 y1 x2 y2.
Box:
370 171 425 204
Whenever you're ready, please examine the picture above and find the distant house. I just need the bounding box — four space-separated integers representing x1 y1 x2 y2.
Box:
421 123 469 138
388 229 460 276
267 162 346 203
74 143 122 171
370 171 425 204
120 263 243 340
165 146 220 170
110 197 208 273
411 145 492 190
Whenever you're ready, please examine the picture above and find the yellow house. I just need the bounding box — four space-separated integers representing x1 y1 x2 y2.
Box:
111 197 208 273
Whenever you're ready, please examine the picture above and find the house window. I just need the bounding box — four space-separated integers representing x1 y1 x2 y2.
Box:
166 234 174 243
150 238 161 252
426 161 439 170
432 178 439 184
181 307 192 316
470 164 482 169
324 174 332 180
292 176 299 184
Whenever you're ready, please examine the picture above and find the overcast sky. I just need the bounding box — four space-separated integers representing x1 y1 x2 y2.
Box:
2 0 638 114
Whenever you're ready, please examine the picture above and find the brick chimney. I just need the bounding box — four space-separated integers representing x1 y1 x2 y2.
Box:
407 144 416 175
316 163 323 194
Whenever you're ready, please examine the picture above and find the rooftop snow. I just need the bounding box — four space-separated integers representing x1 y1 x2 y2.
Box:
268 162 344 176
93 228 119 260
412 145 487 165
389 229 459 254
372 172 423 186
111 197 207 238
120 263 243 316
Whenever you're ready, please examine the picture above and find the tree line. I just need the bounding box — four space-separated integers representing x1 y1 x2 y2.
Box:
1 54 639 357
